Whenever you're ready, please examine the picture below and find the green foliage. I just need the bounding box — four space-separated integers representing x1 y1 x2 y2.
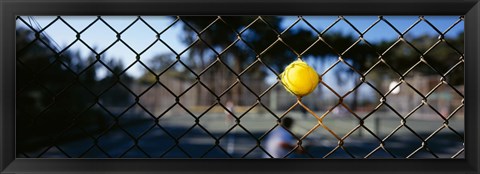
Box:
169 16 464 107
16 27 132 153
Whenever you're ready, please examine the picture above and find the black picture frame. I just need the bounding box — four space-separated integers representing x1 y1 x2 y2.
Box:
1 0 479 173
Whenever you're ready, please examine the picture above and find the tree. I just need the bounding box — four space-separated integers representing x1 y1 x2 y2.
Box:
373 32 464 86
151 16 464 111
177 16 289 105
16 27 132 154
175 16 349 106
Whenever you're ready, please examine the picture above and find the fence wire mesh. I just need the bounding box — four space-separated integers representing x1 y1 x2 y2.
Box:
15 16 464 158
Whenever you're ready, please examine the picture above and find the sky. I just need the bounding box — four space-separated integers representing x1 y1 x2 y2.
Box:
16 16 464 101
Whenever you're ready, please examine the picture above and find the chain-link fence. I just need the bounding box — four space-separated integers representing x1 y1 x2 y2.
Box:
15 16 464 158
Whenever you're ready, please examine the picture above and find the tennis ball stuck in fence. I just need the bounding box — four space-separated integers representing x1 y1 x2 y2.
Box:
280 60 320 97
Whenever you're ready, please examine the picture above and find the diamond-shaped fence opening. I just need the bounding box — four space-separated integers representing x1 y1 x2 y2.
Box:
79 18 118 53
15 15 464 159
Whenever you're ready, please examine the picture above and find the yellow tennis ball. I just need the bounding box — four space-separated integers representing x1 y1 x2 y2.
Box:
281 60 319 97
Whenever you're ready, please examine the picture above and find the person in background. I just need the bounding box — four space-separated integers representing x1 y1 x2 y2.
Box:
263 117 305 158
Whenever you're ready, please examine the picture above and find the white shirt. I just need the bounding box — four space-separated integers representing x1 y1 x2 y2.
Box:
263 127 295 158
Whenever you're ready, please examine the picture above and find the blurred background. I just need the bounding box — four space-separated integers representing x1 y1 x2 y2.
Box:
15 16 464 158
